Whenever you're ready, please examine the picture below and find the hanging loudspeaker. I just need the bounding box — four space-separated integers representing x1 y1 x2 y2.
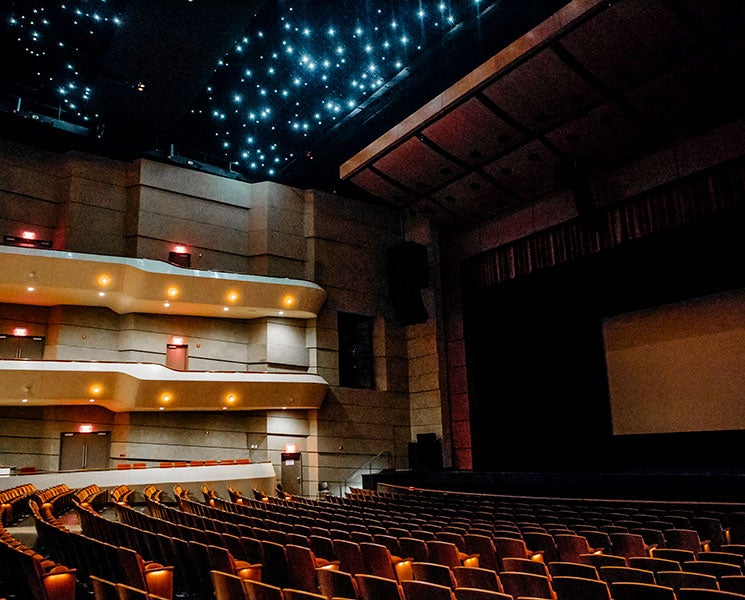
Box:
387 241 429 326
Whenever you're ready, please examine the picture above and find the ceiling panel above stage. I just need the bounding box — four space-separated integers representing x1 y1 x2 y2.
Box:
340 0 745 231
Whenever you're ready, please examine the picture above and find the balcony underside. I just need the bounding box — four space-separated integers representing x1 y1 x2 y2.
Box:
0 360 328 412
0 245 326 319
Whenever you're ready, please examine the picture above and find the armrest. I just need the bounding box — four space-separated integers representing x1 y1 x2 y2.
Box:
315 559 341 570
144 564 174 599
236 562 263 581
41 567 77 600
392 557 414 582
528 550 546 562
460 552 480 568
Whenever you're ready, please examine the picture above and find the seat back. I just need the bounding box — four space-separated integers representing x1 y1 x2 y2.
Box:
548 561 600 580
579 552 628 568
375 534 403 557
210 570 247 600
259 540 291 588
90 575 119 600
599 565 656 585
666 529 707 557
400 537 430 563
683 560 744 578
334 539 366 575
453 589 512 600
610 581 678 600
452 566 503 593
411 561 456 588
609 533 651 559
655 570 719 592
463 535 499 572
361 542 398 580
632 527 667 548
691 516 727 551
699 552 745 569
721 575 745 595
676 590 745 600
550 575 613 600
501 557 549 576
241 578 285 600
281 590 328 600
427 540 463 569
285 544 322 593
555 534 593 563
436 531 467 551
651 547 697 564
491 537 530 570
401 579 454 600
522 531 560 564
355 574 404 600
499 571 554 600
316 568 359 600
629 556 682 574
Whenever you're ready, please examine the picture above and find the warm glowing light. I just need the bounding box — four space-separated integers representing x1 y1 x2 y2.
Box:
21 398 28 403
227 394 236 403
285 443 297 453
227 291 239 303
161 393 172 402
13 327 28 337
174 245 187 253
97 274 111 286
98 291 106 297
21 231 36 240
167 287 179 298
171 337 184 345
89 398 95 403
79 424 93 433
159 406 165 411
282 294 296 307
27 286 35 292
90 385 102 395
164 301 170 308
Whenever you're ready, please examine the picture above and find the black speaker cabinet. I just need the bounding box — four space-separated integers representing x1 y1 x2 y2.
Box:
387 241 429 326
408 434 443 471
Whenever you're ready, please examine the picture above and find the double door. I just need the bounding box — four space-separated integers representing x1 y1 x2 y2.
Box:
59 431 111 471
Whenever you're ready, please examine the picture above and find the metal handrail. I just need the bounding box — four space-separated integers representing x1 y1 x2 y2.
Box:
341 449 393 496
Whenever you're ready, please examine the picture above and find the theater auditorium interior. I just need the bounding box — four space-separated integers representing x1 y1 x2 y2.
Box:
4 0 745 598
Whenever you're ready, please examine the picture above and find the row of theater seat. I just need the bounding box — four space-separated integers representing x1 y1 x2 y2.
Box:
14 477 745 600
30 499 174 599
140 488 745 600
0 502 77 600
0 482 36 525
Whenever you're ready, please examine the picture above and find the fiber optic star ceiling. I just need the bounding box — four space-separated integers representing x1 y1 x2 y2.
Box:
0 0 568 192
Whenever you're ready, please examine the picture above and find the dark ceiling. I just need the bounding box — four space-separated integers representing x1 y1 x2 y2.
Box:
0 0 566 189
3 1 745 233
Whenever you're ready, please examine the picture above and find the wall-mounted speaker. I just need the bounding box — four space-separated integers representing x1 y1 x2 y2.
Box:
408 433 443 471
387 241 429 326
